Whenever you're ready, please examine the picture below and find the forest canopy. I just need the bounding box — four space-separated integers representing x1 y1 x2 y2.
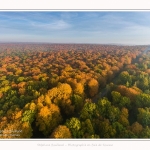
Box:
0 43 149 138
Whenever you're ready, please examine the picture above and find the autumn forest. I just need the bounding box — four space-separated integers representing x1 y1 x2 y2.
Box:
0 43 150 138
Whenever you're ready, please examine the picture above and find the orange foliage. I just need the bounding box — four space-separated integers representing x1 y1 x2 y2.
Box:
116 85 141 101
88 78 99 97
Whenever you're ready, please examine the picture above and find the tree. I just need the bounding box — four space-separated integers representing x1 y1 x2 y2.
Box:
137 76 149 91
80 102 98 120
116 85 141 102
65 117 81 138
112 121 127 138
60 98 75 117
130 122 143 137
71 94 84 112
97 97 111 118
50 125 72 138
118 108 129 127
135 93 150 108
21 110 36 124
47 83 74 116
48 77 59 88
107 106 120 123
21 121 33 138
137 107 150 127
36 104 62 136
140 126 150 138
47 83 72 105
98 119 116 138
88 78 99 97
118 71 132 86
111 91 131 109
74 83 84 96
81 119 94 138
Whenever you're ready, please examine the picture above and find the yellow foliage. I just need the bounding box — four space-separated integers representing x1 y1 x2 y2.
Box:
66 78 77 90
44 95 51 105
29 102 37 111
37 95 45 103
37 102 43 110
50 125 72 138
14 110 22 120
36 104 62 136
38 106 51 118
74 83 84 96
88 78 99 97
121 107 128 118
47 87 58 100
47 83 72 104
58 83 72 96
37 94 51 107
118 115 129 127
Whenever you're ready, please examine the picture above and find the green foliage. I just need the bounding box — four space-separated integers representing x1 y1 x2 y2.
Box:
84 102 97 114
118 71 132 86
0 85 11 93
81 119 94 138
136 93 150 108
1 80 9 86
137 107 150 127
17 76 26 83
49 77 58 88
111 91 131 109
80 102 97 120
66 117 81 131
140 126 150 138
66 117 81 138
112 122 126 138
137 76 149 91
97 97 111 118
0 75 6 81
21 110 36 124
71 94 84 112
107 106 120 123
98 119 116 138
0 110 4 117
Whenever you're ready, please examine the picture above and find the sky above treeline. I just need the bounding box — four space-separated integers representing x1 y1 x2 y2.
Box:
0 11 150 45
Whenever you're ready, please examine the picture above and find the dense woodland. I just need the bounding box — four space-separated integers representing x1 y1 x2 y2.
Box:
0 43 150 138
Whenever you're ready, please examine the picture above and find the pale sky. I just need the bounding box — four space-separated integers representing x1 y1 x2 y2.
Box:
0 11 150 45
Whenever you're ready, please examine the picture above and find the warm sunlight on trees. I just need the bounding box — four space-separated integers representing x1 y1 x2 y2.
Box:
36 104 62 136
88 78 99 97
0 43 148 138
50 125 72 138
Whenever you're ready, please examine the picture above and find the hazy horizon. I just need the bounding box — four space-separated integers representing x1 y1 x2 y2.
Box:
0 11 150 45
0 41 149 46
